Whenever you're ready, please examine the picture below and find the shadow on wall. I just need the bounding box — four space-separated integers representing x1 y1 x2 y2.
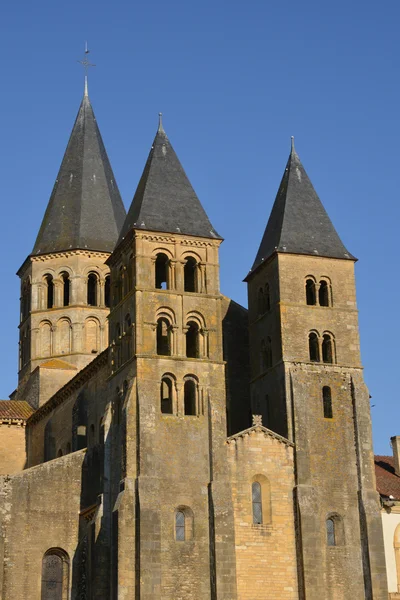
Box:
222 298 251 436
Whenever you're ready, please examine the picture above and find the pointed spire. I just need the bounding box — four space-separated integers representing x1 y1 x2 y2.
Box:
246 140 354 278
32 93 126 255
117 118 220 243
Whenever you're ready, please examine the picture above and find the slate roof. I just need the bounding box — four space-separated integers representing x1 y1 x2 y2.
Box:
247 140 354 278
118 119 220 244
375 455 400 500
32 90 126 255
0 401 34 421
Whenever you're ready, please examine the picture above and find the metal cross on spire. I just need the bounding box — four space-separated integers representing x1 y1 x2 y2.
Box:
77 42 95 96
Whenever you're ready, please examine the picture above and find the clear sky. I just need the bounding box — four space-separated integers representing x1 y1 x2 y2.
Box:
0 0 398 454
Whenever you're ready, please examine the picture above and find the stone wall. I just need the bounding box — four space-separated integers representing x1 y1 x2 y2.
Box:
0 423 26 474
228 427 298 600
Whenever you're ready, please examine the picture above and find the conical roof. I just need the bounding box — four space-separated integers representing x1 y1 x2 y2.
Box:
118 119 220 243
32 89 126 255
247 140 354 277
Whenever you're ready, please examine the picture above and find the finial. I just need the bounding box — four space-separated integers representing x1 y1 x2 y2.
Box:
158 112 165 133
78 42 95 96
291 136 295 152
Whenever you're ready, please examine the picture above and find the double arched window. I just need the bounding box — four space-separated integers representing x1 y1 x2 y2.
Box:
41 548 70 600
305 277 332 307
160 374 199 416
257 283 271 316
308 331 336 364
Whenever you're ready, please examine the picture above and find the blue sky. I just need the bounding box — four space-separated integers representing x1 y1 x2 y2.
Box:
0 0 398 454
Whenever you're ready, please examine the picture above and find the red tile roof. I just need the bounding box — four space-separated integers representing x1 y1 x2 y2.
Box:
0 400 34 421
375 455 400 500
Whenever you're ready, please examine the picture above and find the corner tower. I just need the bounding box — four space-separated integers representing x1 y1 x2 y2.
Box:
245 140 388 599
107 117 238 599
16 82 126 407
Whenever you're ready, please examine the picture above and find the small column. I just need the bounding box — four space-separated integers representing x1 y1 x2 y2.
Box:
99 280 105 307
53 280 63 307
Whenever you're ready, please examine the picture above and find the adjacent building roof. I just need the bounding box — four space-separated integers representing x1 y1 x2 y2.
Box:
246 140 354 278
118 118 220 244
0 401 34 421
39 359 77 371
32 88 126 256
375 455 400 500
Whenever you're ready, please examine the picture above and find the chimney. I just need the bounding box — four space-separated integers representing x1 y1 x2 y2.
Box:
391 436 400 476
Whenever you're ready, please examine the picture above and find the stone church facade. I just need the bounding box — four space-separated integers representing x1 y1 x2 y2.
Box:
0 83 389 599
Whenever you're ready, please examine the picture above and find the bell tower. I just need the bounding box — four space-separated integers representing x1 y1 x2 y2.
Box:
245 139 388 599
106 117 238 599
16 82 126 406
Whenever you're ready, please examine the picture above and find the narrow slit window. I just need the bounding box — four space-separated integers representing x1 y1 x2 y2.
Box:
252 481 263 525
175 511 185 541
326 518 336 546
306 279 316 306
319 280 330 307
323 386 333 419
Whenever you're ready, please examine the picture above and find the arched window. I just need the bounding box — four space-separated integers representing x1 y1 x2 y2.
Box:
264 283 271 312
44 275 54 309
184 378 197 415
323 386 333 419
87 273 98 306
322 333 334 364
184 257 198 292
305 278 316 306
72 392 87 451
21 278 31 320
155 253 169 289
61 272 70 306
85 318 99 354
161 376 174 414
40 321 52 357
309 332 320 362
56 318 72 355
257 288 264 316
175 511 186 541
105 275 111 308
156 318 171 356
186 321 200 358
44 420 55 462
319 280 330 307
326 518 336 546
41 548 70 600
252 482 263 524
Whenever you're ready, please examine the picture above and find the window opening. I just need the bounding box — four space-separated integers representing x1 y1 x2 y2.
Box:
184 379 196 415
155 253 169 289
61 273 70 307
265 283 271 311
161 377 173 414
323 386 333 419
184 257 197 292
41 549 69 600
45 275 54 309
257 288 264 316
252 481 263 524
322 334 334 363
156 318 171 356
309 332 320 362
175 511 185 541
87 273 97 306
186 321 200 358
326 518 336 546
306 279 316 306
319 280 330 307
105 276 111 307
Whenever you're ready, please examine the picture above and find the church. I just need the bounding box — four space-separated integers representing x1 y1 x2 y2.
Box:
0 77 390 599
